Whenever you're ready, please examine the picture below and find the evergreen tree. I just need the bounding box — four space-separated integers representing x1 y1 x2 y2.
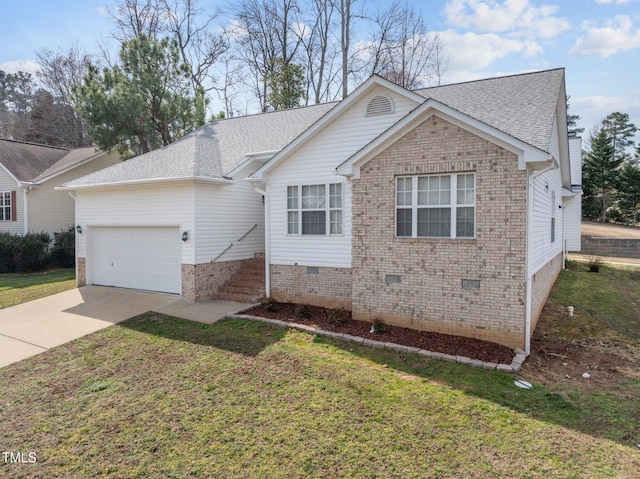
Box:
75 34 206 156
267 59 305 110
618 161 640 225
601 112 637 162
583 128 620 222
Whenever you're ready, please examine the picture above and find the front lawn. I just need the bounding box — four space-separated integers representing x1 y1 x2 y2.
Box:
0 269 75 309
1 313 638 478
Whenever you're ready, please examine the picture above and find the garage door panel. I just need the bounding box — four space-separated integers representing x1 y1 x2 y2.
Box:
90 227 181 294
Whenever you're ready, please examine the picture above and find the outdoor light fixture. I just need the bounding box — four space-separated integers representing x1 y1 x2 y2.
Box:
76 225 83 234
182 230 189 242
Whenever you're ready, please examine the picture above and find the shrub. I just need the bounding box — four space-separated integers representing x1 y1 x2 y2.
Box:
12 232 52 273
370 319 387 334
52 226 76 268
327 307 350 325
588 256 602 273
294 304 312 319
0 233 19 273
260 297 277 312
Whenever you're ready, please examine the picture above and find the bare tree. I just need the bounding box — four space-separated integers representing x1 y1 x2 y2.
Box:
161 0 229 93
106 0 228 95
362 1 447 89
35 45 93 146
233 0 305 111
106 0 163 41
302 0 343 104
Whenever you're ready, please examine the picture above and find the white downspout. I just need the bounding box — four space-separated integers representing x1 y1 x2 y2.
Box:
253 185 269 297
525 173 533 355
23 188 29 235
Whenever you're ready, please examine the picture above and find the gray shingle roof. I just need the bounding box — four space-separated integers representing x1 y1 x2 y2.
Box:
415 68 564 152
0 139 100 183
61 68 564 189
62 102 337 188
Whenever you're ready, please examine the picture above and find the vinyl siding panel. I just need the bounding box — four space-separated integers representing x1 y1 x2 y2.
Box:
28 152 121 234
0 169 23 234
268 87 420 268
563 192 582 251
76 184 196 264
529 167 564 274
569 136 582 187
194 164 265 263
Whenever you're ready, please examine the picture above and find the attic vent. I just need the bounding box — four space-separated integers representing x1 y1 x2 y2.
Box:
366 95 394 117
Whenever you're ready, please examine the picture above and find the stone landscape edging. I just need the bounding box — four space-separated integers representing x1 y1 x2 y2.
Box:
230 312 527 373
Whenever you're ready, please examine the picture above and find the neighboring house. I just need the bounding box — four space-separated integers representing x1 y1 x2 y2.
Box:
0 139 120 236
60 68 580 353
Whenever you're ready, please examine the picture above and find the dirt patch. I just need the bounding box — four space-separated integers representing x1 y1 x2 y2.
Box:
520 303 640 392
239 302 515 364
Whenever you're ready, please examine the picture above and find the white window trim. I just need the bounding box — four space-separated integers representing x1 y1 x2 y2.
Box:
0 191 11 222
287 183 343 236
395 173 476 239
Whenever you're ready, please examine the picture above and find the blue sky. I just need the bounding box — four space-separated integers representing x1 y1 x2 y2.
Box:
1 0 639 141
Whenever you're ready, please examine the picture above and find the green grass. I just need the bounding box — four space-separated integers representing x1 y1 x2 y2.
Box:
0 269 76 309
1 314 638 478
550 260 640 340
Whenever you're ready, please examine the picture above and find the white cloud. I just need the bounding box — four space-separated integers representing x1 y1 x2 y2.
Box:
439 29 538 73
0 60 39 75
443 0 570 39
595 0 631 5
572 94 640 136
569 15 640 58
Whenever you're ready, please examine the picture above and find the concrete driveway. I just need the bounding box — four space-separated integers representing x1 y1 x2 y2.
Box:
0 286 249 369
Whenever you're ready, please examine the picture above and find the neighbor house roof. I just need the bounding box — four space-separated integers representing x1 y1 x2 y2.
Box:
0 139 101 184
414 68 565 153
60 102 337 189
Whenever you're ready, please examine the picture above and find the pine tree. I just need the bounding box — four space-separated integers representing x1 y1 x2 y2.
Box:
583 128 620 222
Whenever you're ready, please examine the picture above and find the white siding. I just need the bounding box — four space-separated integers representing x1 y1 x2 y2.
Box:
563 192 582 251
569 136 582 187
195 163 265 263
76 184 196 265
0 168 23 234
529 167 564 274
28 152 121 235
267 87 420 267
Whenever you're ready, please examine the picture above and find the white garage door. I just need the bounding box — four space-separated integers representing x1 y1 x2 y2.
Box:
90 227 181 294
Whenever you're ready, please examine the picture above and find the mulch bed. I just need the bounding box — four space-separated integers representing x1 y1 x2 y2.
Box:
239 302 515 364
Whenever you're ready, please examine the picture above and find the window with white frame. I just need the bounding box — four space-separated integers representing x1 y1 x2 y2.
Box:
0 192 11 221
396 173 475 238
287 183 342 235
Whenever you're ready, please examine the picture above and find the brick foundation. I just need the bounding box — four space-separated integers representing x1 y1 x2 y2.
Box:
182 259 254 302
529 252 563 333
77 257 86 287
270 264 352 309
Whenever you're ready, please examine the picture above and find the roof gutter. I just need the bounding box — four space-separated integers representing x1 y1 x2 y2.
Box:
55 175 234 191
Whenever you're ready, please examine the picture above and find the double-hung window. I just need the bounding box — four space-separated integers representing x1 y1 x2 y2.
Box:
287 183 342 235
0 192 11 222
396 173 475 238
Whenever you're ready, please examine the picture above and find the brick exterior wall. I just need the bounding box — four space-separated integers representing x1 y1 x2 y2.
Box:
351 115 529 349
530 252 562 333
270 264 352 309
182 259 251 302
77 257 86 287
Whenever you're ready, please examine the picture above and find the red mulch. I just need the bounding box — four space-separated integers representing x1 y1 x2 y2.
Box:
239 302 515 364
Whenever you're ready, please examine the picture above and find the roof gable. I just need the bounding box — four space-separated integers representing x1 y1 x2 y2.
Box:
0 139 69 182
336 99 552 179
0 139 104 184
414 68 565 153
249 75 424 180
